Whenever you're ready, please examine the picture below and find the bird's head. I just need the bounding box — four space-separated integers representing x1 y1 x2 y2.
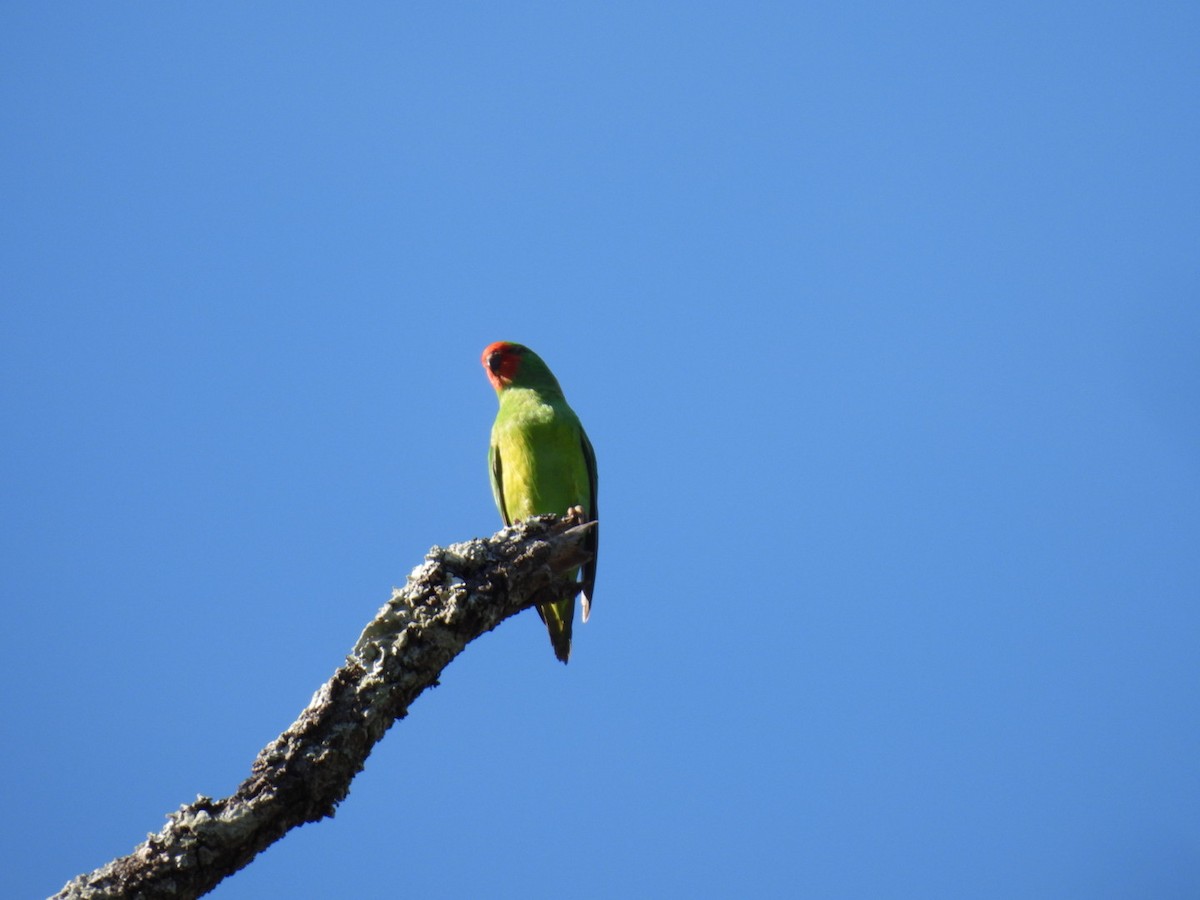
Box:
482 342 566 396
482 341 525 391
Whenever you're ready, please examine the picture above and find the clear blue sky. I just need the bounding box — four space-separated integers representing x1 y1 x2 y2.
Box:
3 4 1198 898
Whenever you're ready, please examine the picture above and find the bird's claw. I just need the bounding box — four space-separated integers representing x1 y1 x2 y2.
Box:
554 578 583 603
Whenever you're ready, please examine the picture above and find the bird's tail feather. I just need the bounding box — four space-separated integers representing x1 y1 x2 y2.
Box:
537 597 574 664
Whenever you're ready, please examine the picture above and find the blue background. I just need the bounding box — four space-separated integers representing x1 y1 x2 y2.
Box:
3 4 1198 898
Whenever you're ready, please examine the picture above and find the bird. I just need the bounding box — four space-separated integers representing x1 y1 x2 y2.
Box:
482 341 598 663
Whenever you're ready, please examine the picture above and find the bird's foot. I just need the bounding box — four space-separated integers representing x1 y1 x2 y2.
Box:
553 577 583 603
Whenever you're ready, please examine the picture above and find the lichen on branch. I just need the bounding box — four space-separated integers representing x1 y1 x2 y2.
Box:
52 513 595 900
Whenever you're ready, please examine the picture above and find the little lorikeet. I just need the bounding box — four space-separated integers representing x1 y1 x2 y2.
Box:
482 341 598 663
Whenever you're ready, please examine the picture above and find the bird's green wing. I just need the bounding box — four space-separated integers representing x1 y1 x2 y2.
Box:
489 439 510 525
579 426 598 622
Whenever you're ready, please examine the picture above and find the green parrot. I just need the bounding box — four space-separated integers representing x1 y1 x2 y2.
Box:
482 341 598 663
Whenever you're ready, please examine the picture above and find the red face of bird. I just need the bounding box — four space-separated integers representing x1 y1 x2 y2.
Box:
482 341 525 392
482 342 564 396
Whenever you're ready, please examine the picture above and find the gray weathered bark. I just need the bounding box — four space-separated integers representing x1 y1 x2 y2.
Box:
52 513 595 900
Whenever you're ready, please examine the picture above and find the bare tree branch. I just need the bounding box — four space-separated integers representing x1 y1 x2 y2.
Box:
52 513 596 900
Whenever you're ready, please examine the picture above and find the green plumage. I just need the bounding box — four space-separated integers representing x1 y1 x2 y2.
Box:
484 342 597 663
